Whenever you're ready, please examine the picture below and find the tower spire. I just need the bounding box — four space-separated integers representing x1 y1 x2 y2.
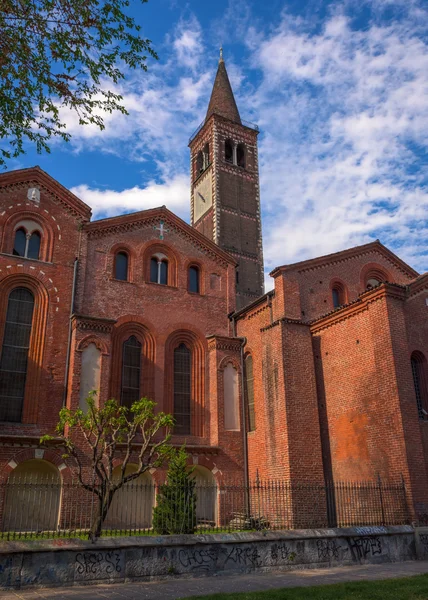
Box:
205 50 241 124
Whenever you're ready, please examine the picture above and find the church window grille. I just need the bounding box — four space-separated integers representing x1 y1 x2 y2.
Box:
0 287 35 422
115 252 128 281
244 354 255 432
150 257 168 285
189 266 200 294
13 228 41 260
225 139 233 164
173 343 191 435
236 143 245 168
411 352 428 420
121 336 141 408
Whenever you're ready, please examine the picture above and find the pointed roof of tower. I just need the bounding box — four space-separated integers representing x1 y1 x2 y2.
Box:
206 49 241 124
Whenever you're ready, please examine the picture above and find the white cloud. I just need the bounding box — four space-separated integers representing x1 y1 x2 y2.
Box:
71 174 190 221
247 8 428 280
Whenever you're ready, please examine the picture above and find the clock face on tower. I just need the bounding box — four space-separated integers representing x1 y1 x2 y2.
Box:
193 172 213 222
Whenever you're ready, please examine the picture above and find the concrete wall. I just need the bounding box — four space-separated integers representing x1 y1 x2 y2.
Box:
0 526 416 589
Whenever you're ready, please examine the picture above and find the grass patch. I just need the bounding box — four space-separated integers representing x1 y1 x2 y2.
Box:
183 574 428 599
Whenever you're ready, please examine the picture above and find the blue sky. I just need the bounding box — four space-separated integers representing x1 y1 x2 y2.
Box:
9 0 428 286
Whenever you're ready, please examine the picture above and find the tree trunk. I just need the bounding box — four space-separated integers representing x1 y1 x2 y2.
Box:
89 489 114 541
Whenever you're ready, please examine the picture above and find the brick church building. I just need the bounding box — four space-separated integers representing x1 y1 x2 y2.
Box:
0 54 427 526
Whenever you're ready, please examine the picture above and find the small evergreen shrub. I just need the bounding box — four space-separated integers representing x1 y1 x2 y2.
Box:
152 446 197 534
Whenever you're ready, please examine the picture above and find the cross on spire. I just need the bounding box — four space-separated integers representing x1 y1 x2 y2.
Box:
153 220 169 240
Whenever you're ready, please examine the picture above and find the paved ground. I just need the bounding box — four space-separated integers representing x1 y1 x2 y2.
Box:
2 561 428 599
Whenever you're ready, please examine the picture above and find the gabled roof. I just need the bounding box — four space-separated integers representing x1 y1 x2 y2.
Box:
0 166 92 220
206 54 241 124
85 205 237 267
270 240 419 279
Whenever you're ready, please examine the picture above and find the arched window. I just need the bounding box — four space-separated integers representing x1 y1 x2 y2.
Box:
332 282 346 309
196 151 204 175
0 288 35 422
174 343 191 435
12 228 41 260
27 231 41 260
411 352 428 420
225 139 233 164
189 266 200 294
13 228 26 257
115 251 128 281
244 354 255 432
121 336 141 408
150 256 168 285
236 143 245 168
203 143 210 169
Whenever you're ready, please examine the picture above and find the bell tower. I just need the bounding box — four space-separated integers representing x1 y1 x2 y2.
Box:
189 50 264 310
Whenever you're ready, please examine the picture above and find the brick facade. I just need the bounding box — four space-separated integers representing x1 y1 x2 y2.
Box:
0 57 427 529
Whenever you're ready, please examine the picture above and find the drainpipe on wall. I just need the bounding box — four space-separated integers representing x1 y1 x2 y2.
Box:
63 257 78 407
231 313 250 516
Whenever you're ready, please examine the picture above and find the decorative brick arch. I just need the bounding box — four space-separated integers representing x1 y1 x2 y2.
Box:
330 277 349 307
164 328 206 437
109 242 135 282
185 258 204 295
1 209 55 262
0 273 49 423
77 334 109 355
142 241 179 287
360 262 391 291
2 448 72 483
110 320 156 402
218 355 241 373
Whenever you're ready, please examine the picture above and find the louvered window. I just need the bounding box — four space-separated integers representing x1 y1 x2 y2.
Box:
245 354 255 432
174 343 191 434
0 288 35 422
121 336 141 408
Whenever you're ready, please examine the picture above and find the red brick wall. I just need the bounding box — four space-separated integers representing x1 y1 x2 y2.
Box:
273 248 415 322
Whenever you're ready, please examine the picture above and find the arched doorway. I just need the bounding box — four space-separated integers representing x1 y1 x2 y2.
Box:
192 466 217 527
4 459 61 532
105 465 154 530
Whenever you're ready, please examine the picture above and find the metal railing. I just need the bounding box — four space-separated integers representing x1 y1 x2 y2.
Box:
0 477 410 540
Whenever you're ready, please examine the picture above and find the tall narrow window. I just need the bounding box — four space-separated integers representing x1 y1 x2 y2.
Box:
159 260 168 285
203 143 210 169
225 139 233 164
115 252 128 281
189 266 200 294
411 352 428 420
121 336 141 408
174 343 191 434
196 151 204 174
13 228 27 257
150 257 158 283
237 143 245 168
0 288 35 422
244 354 255 432
27 232 41 260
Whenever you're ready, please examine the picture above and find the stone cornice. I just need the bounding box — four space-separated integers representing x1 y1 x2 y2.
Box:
207 335 243 353
72 314 116 334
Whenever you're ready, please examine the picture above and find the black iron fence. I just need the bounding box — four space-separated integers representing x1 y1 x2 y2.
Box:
0 477 410 540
